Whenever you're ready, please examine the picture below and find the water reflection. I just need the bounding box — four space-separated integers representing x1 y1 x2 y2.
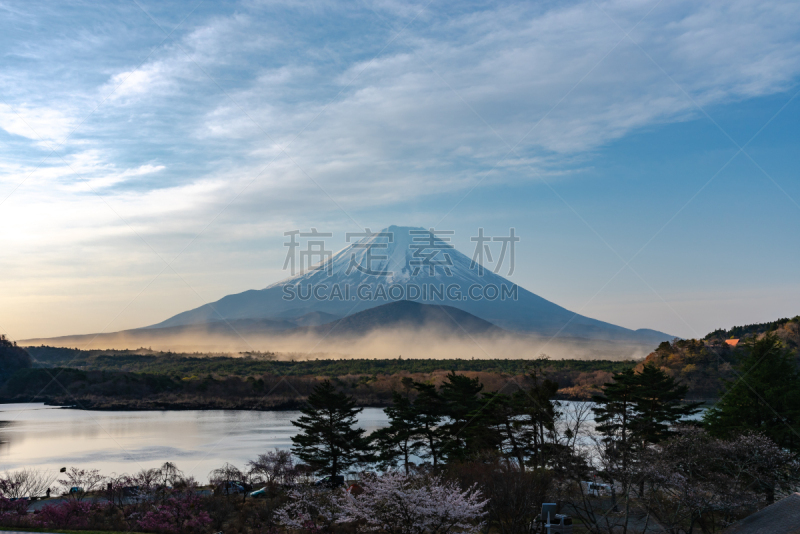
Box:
0 404 389 482
0 401 702 481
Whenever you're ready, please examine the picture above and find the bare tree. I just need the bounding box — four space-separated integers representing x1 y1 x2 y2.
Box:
247 449 298 486
559 401 593 456
58 467 105 500
0 468 57 499
157 461 184 488
209 462 249 502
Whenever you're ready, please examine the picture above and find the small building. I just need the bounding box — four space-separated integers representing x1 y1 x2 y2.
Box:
724 493 800 534
725 339 740 347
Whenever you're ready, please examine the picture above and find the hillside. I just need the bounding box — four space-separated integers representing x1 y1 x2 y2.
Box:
306 300 501 336
704 315 800 349
0 334 32 383
641 315 800 399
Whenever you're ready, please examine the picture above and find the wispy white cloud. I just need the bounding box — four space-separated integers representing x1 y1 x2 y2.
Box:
0 103 76 143
1 0 799 338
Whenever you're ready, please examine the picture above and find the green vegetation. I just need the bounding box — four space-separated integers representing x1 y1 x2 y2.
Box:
25 345 634 376
291 380 371 477
704 334 800 451
321 363 567 470
370 382 422 474
592 363 702 502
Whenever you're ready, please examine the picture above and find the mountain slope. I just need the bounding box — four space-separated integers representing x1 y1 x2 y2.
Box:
307 300 501 337
150 225 671 344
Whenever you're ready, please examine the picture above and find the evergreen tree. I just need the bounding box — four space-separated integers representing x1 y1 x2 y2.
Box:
371 390 423 474
290 380 369 477
704 334 800 451
411 381 445 467
519 367 559 469
630 363 701 446
592 368 639 472
439 371 484 461
475 390 526 467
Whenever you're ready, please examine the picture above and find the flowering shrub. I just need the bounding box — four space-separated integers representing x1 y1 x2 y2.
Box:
33 499 106 529
0 496 30 527
136 491 212 534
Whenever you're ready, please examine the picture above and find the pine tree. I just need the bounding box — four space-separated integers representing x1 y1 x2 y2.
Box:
290 380 369 478
439 371 484 461
372 391 424 474
630 363 701 446
475 390 526 467
519 366 559 469
412 381 445 467
592 368 639 472
704 334 800 451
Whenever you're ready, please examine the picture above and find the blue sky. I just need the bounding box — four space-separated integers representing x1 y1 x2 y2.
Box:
1 0 799 340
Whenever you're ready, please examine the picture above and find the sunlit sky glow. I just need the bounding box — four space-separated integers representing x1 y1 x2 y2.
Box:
1 0 799 341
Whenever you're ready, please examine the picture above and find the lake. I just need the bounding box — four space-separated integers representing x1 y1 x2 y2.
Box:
0 401 699 483
0 403 390 482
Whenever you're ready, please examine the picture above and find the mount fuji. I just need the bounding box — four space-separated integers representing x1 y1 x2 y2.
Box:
147 225 671 345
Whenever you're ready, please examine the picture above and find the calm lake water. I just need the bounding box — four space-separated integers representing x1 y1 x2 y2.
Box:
0 402 701 482
0 403 390 482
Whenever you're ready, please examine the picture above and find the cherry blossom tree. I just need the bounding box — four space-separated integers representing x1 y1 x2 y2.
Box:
340 472 487 534
276 485 347 533
640 426 799 533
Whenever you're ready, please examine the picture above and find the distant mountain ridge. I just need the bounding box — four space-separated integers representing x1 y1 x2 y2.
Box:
149 225 672 345
306 300 501 337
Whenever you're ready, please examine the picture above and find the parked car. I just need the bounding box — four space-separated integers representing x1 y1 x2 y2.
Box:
215 481 246 495
544 514 573 534
249 487 268 499
68 487 84 494
581 480 612 496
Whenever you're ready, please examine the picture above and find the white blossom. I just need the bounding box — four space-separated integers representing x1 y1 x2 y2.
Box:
340 472 487 534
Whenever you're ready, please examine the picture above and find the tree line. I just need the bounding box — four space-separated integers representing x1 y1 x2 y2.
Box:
290 360 705 478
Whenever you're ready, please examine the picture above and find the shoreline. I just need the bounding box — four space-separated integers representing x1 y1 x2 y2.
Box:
0 395 715 412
